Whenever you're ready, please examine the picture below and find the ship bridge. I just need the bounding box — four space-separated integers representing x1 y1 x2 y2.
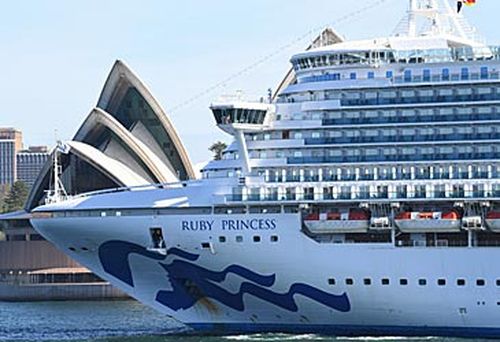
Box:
210 95 275 176
211 98 274 135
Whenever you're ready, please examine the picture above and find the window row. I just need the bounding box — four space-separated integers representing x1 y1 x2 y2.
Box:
261 165 498 182
250 126 500 144
278 84 500 106
215 235 279 244
246 145 499 161
327 277 498 287
291 46 499 70
237 183 499 202
297 67 495 84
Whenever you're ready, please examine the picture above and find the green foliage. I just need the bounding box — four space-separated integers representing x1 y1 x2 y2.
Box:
209 141 228 161
4 181 29 213
0 185 9 214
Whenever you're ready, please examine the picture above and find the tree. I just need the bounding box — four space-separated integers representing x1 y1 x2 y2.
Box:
209 141 227 161
0 185 9 214
4 181 29 213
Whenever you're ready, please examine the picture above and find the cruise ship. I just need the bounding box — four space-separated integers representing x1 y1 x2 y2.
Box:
30 0 500 337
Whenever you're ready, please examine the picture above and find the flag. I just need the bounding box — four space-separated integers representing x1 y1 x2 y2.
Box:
458 0 476 13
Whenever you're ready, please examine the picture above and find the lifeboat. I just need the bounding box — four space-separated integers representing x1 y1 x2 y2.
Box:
395 210 462 233
485 212 500 232
304 210 370 234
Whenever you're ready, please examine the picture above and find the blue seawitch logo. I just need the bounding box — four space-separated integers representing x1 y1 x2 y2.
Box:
98 241 351 313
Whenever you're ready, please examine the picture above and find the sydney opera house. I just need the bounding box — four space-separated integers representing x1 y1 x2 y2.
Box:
26 60 196 211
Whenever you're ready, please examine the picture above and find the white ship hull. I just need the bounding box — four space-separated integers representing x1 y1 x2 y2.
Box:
31 197 500 337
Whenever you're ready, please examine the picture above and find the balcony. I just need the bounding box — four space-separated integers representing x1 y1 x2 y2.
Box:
304 133 500 146
287 152 500 165
322 113 500 126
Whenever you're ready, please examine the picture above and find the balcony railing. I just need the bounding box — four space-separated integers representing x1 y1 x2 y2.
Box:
304 133 500 146
226 190 500 203
340 93 500 107
287 153 499 165
322 113 500 126
266 172 494 184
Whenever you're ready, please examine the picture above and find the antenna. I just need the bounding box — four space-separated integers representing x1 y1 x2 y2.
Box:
394 0 484 44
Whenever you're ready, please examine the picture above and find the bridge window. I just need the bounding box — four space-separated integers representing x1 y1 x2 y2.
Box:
350 72 357 80
386 71 393 79
367 72 375 79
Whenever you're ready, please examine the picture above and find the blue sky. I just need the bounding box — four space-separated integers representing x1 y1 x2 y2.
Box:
1 0 498 164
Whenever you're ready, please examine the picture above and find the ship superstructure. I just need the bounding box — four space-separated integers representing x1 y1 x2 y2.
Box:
29 0 500 338
204 0 500 244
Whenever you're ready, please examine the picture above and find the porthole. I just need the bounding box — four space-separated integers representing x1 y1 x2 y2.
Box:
496 279 500 287
418 279 427 286
381 278 390 285
364 278 372 286
236 236 243 243
219 236 226 243
345 278 354 285
457 279 466 286
400 279 408 286
438 279 446 286
328 278 336 285
270 235 279 243
476 279 486 287
253 236 261 243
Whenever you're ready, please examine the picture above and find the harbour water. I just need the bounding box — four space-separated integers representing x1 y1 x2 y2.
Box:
0 300 491 341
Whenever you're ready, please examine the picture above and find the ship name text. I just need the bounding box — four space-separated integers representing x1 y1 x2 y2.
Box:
181 219 277 231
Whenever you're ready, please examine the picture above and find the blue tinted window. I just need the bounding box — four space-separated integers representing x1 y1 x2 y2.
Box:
461 67 469 80
423 69 431 81
481 67 489 79
404 70 412 82
386 71 393 79
350 73 357 80
368 72 375 79
442 68 450 80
